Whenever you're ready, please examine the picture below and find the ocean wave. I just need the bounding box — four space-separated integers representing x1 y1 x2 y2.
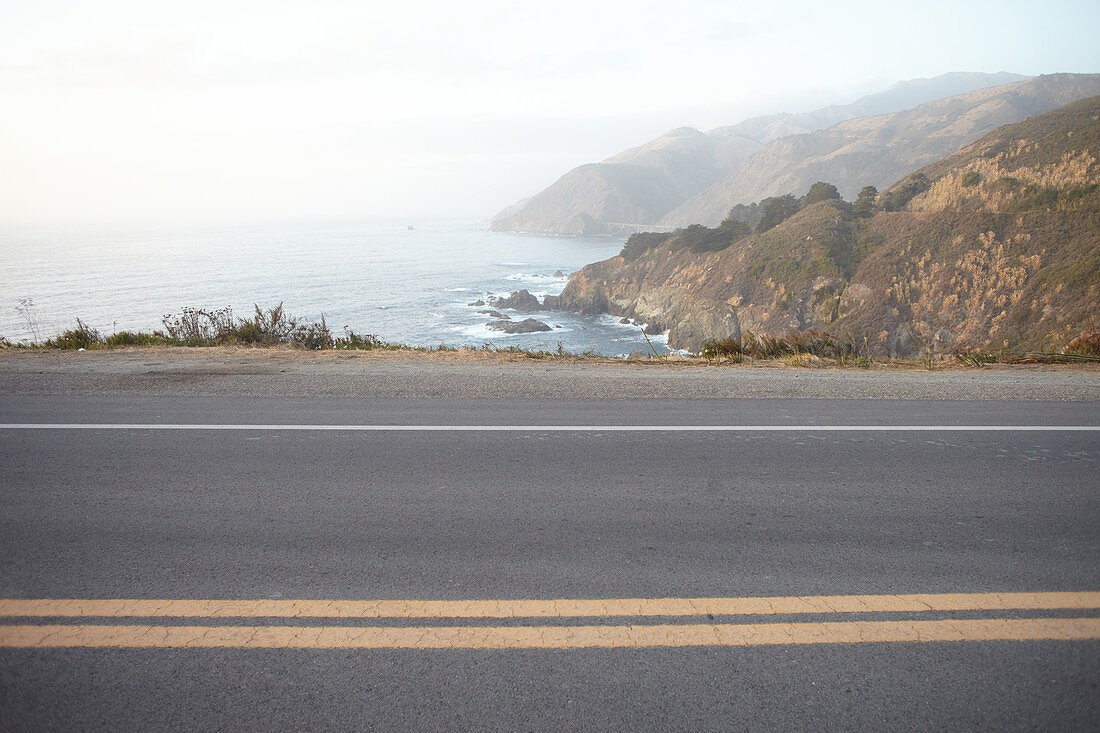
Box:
504 272 569 283
447 320 570 339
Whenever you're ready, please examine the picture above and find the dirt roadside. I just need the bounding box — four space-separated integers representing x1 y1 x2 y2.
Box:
1 347 1097 400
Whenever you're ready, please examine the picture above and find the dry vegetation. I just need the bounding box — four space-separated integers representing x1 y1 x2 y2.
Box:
557 97 1100 361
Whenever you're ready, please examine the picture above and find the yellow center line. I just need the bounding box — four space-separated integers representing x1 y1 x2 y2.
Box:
2 617 1098 649
1 592 1098 619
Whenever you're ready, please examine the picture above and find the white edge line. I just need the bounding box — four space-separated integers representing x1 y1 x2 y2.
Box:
0 424 1097 432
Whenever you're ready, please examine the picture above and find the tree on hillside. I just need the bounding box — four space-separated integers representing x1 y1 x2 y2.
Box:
724 202 761 229
755 194 800 233
853 185 879 218
801 181 841 207
884 173 931 211
619 231 674 261
716 218 751 240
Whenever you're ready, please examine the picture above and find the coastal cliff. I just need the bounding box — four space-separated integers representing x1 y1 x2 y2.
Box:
557 97 1100 357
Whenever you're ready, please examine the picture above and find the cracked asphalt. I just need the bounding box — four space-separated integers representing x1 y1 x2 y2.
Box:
0 385 1098 730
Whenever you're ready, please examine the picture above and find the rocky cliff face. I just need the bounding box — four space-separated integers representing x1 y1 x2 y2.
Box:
491 72 1033 235
557 97 1100 356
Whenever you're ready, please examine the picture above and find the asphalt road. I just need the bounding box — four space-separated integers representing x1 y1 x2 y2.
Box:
1 396 1097 731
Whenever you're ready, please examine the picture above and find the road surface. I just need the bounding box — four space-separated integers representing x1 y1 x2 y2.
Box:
1 395 1097 730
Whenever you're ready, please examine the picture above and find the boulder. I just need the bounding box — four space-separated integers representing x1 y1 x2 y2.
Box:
492 289 544 312
468 299 485 307
486 318 552 334
542 294 560 309
477 310 509 320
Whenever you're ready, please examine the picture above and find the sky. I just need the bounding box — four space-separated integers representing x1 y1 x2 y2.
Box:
1 0 1098 228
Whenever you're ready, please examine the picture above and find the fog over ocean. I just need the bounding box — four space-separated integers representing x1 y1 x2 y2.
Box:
0 218 669 356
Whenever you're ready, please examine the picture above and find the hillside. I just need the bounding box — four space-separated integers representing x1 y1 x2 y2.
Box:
555 97 1100 357
489 128 761 235
490 72 1028 235
709 71 1027 144
660 74 1100 227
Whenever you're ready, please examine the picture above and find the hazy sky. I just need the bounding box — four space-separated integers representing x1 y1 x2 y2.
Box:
1 0 1097 227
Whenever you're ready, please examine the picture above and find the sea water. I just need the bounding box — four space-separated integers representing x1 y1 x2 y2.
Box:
0 217 668 356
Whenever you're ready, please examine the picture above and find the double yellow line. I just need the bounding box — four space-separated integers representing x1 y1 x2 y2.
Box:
1 592 1097 650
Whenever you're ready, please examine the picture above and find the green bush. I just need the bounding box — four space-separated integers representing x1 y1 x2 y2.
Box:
701 329 860 361
852 186 879 218
161 306 236 345
801 181 841 206
1065 328 1100 356
335 329 385 350
961 171 981 187
103 331 169 347
44 319 102 350
669 220 751 254
620 231 674 260
755 194 800 233
291 316 335 350
884 173 931 211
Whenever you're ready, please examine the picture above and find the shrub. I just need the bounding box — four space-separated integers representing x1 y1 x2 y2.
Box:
669 221 751 254
756 195 800 233
701 329 859 361
1064 328 1100 357
44 319 102 350
1004 184 1060 211
335 329 385 350
620 232 674 260
961 171 982 187
700 337 742 360
161 306 235 345
801 181 841 206
723 202 761 229
884 173 931 211
237 303 299 345
852 186 879 218
290 315 334 350
104 331 169 347
953 344 996 367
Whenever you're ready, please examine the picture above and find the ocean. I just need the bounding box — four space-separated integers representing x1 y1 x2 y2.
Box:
0 217 668 356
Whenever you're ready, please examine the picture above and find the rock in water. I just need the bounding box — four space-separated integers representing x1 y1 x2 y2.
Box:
476 310 509 319
542 294 560 309
491 289 544 311
486 318 552 334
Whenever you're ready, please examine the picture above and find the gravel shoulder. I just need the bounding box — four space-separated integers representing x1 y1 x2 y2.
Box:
1 347 1097 400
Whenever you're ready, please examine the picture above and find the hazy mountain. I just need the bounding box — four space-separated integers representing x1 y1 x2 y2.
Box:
661 73 1100 227
555 96 1100 356
491 72 1030 235
710 71 1028 143
490 128 762 235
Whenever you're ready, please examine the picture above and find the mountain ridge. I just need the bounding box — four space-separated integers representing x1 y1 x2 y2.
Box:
660 73 1100 227
491 72 1031 235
